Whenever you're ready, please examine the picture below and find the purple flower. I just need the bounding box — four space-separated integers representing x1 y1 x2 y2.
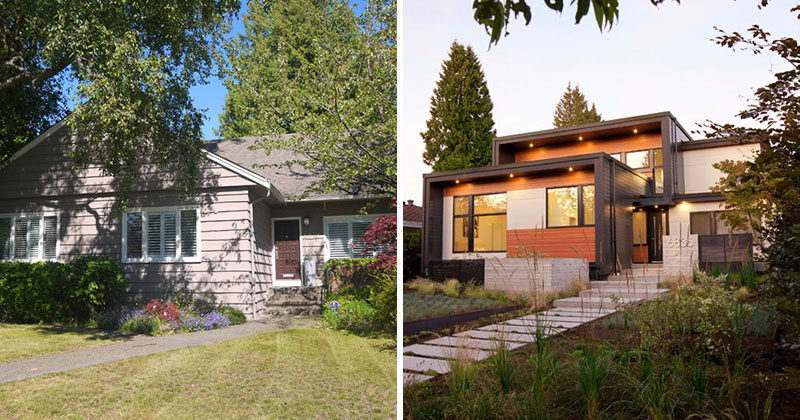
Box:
329 300 340 311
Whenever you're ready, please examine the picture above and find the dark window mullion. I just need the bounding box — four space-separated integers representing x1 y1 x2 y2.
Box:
468 196 474 251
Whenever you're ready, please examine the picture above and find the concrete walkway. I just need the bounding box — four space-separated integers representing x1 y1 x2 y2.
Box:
0 316 317 385
403 265 669 386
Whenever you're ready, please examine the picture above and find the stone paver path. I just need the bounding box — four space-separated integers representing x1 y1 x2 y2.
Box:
0 316 317 385
403 265 669 386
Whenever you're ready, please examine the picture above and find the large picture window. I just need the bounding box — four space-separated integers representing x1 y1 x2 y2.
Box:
547 185 595 228
0 213 59 261
613 148 664 194
453 193 506 253
690 211 751 235
122 207 200 262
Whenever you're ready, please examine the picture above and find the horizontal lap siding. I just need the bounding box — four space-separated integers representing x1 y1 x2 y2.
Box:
251 192 272 315
0 126 259 312
514 133 661 163
507 227 595 261
0 129 255 200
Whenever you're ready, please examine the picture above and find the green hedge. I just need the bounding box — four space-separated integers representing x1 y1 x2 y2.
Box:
0 256 126 324
322 258 379 297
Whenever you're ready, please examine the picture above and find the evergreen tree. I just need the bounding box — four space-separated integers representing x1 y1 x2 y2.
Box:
422 42 496 172
219 0 396 197
552 83 602 128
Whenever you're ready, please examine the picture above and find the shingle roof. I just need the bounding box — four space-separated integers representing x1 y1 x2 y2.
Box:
202 136 339 200
403 202 423 224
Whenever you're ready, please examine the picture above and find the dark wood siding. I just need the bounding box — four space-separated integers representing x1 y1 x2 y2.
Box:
612 159 651 271
422 180 444 267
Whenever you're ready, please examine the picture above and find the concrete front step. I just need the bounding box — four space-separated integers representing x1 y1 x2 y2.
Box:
590 280 662 289
606 274 665 281
262 286 324 316
579 289 670 299
553 296 642 309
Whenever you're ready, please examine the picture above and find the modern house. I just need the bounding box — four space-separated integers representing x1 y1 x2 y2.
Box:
0 119 393 318
421 112 760 282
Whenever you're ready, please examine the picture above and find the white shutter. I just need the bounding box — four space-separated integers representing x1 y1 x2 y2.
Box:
147 212 162 258
0 217 11 260
327 222 351 259
42 215 58 259
351 221 372 257
126 212 143 259
163 211 177 258
181 209 197 257
28 219 40 260
13 219 28 259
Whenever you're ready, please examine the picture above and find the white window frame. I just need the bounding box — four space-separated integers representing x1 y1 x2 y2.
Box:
0 212 60 262
121 206 201 263
322 214 392 260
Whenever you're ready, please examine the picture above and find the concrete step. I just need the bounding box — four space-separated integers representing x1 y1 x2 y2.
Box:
606 274 664 281
579 289 669 299
262 286 324 316
553 296 642 310
589 280 662 289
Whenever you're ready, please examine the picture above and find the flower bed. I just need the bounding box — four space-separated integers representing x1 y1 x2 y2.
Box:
111 299 245 335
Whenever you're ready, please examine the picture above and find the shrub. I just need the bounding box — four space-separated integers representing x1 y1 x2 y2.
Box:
144 299 181 325
403 230 422 280
321 297 377 331
0 256 126 324
119 309 157 334
219 306 247 325
322 258 379 297
369 274 397 333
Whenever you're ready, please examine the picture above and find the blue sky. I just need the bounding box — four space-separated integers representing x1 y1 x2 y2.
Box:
399 0 798 203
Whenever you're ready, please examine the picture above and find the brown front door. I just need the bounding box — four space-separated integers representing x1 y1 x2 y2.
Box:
275 220 301 281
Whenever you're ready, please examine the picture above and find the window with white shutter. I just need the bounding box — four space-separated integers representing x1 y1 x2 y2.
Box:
42 216 58 259
327 222 351 259
123 207 200 262
0 213 59 261
181 210 197 257
0 217 11 260
126 213 143 259
323 215 387 260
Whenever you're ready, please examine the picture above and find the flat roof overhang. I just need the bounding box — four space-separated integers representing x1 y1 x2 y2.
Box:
425 153 604 185
634 192 726 208
493 112 680 150
424 152 650 187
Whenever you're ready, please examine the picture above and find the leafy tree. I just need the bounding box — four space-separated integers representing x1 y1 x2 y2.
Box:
0 0 239 199
472 0 679 45
706 3 800 330
219 0 396 198
422 41 496 172
553 82 602 128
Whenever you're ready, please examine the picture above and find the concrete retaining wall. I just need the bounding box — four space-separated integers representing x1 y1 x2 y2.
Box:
483 257 588 294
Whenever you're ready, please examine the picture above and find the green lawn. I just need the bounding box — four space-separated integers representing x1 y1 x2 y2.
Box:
0 328 396 419
0 323 128 364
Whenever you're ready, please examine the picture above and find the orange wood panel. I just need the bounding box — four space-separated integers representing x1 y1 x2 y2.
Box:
507 227 595 262
515 133 662 163
633 245 649 263
443 170 593 197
